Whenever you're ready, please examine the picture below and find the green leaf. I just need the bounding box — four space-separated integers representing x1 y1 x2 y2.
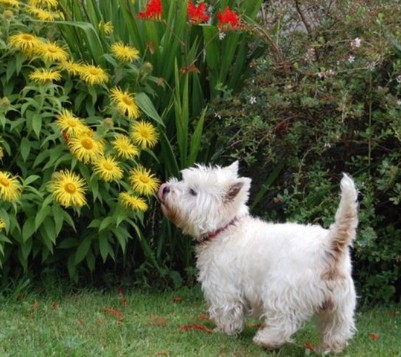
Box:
23 175 41 186
99 216 115 232
136 92 164 126
75 237 92 264
188 107 206 166
32 112 43 138
22 216 36 242
20 138 31 162
58 237 79 249
35 205 52 231
99 234 113 262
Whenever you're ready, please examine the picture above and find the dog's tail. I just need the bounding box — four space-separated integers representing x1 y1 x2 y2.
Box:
327 174 358 257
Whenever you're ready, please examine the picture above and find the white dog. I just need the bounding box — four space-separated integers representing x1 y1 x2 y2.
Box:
158 162 358 354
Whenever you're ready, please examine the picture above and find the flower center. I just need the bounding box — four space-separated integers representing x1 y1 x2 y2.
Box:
103 162 113 171
139 175 150 184
0 177 10 187
122 96 133 106
140 130 149 139
22 34 34 41
64 183 76 194
67 119 77 127
89 68 100 75
81 138 94 149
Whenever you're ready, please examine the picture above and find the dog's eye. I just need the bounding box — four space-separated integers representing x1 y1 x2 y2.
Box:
189 188 197 196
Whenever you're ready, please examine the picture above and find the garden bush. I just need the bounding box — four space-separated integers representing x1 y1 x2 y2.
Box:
206 0 401 303
0 0 266 286
0 0 164 282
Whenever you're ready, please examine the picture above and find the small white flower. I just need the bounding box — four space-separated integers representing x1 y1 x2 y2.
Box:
250 96 257 104
214 113 222 119
317 69 335 79
367 62 376 71
396 75 401 84
348 55 355 63
350 37 361 49
219 32 226 40
324 143 332 149
397 100 401 106
303 48 316 62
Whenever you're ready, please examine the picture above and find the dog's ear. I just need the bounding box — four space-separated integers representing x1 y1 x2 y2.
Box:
225 181 244 201
225 161 239 176
224 177 251 202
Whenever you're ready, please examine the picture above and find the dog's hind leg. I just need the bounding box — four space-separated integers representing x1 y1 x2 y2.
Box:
315 283 356 354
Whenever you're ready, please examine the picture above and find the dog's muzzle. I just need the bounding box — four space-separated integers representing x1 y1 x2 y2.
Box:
158 183 170 202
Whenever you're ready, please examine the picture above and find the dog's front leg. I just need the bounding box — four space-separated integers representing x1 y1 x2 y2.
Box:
209 302 245 335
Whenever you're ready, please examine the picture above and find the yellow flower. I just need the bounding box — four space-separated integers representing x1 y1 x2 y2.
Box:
69 132 105 163
28 0 58 7
29 6 56 21
38 41 69 62
78 64 109 85
9 33 41 56
93 156 123 182
59 60 82 76
99 20 113 35
29 68 61 84
112 134 139 159
55 109 88 136
0 0 19 7
0 171 22 202
110 87 140 119
129 165 160 196
49 170 87 208
130 120 158 148
119 192 148 212
1 97 11 108
4 10 14 19
111 42 140 62
0 218 5 231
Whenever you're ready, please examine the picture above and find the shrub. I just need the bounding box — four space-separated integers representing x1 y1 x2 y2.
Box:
0 0 163 282
0 0 267 285
206 0 401 303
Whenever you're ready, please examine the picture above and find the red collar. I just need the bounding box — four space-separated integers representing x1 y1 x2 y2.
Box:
203 217 239 242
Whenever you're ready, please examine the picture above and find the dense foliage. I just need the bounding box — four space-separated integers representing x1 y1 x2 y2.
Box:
0 0 264 286
207 0 401 303
1 0 399 303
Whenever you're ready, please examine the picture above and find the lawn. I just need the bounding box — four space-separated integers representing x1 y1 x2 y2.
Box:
0 285 400 356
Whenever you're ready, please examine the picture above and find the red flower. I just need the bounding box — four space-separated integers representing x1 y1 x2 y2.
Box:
187 1 210 25
216 6 242 31
138 0 163 20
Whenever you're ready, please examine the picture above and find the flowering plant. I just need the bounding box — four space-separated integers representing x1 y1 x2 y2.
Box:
0 0 163 279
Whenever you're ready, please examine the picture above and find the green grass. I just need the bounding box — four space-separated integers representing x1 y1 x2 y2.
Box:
0 286 400 356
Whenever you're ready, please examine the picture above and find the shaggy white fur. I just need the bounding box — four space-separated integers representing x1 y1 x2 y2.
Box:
158 162 358 354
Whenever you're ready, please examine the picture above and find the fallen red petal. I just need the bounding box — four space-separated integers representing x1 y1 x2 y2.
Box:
103 306 124 321
370 332 378 341
179 323 213 333
197 314 211 322
150 315 170 327
172 297 184 303
304 342 314 351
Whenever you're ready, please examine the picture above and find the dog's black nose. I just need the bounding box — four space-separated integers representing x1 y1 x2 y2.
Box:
163 185 170 195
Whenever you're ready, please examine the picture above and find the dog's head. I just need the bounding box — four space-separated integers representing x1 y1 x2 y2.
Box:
158 161 251 241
